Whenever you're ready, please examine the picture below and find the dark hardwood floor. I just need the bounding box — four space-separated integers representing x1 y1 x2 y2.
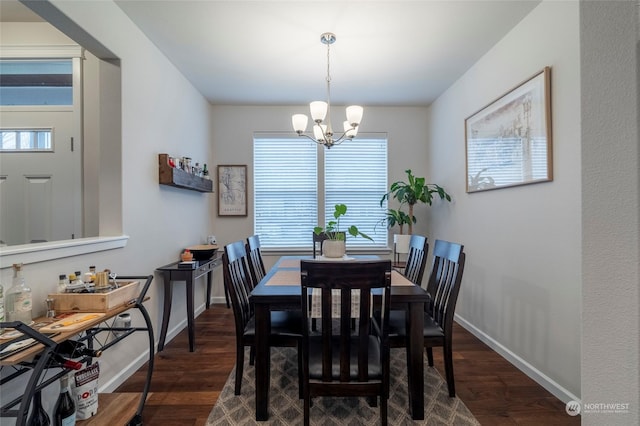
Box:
116 305 579 425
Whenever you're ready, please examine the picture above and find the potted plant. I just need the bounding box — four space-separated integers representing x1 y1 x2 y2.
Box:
380 169 452 236
314 203 372 258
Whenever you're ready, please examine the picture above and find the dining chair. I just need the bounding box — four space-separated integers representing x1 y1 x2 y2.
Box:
300 259 392 426
223 241 303 395
403 234 429 285
245 234 266 287
387 239 466 397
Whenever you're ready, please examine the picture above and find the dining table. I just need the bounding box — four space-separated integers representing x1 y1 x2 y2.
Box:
249 255 431 421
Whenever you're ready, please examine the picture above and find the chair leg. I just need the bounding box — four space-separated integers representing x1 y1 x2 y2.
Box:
426 346 434 367
235 344 245 395
367 396 377 407
443 343 456 397
380 394 388 426
249 345 255 365
297 343 303 399
304 396 311 426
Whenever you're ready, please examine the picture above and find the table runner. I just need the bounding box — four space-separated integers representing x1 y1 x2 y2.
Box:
265 269 414 287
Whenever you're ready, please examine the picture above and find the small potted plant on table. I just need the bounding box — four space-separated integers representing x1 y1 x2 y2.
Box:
314 203 372 258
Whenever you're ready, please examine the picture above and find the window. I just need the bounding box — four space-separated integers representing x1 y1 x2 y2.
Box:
254 134 388 250
0 60 73 106
0 128 52 151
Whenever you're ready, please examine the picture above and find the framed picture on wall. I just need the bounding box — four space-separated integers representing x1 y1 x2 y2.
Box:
217 165 247 216
465 66 553 193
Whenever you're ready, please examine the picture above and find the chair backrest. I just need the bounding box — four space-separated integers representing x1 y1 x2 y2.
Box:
312 232 346 258
223 241 254 335
300 260 392 383
425 239 466 337
403 234 429 285
246 234 266 287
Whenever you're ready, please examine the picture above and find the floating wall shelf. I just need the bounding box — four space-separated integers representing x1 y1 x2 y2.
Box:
158 153 213 193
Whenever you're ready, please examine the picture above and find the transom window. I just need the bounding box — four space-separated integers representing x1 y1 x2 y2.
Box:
0 59 73 106
254 134 388 250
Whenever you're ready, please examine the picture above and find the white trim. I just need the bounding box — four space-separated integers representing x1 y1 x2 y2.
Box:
454 313 581 404
0 235 129 268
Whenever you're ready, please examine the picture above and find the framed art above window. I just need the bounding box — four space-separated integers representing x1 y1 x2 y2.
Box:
465 66 552 193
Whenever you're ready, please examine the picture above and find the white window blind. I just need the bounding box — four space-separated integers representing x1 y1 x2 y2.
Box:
254 134 388 250
254 137 318 248
325 138 387 249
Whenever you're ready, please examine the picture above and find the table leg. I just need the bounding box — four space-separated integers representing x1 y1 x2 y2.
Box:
187 278 195 352
408 302 425 420
158 271 173 352
254 304 271 420
206 270 212 309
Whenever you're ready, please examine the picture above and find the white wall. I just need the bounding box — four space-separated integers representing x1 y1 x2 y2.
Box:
210 105 433 269
427 0 581 401
0 1 215 417
580 1 639 424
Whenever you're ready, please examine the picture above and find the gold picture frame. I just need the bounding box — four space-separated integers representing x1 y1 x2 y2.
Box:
217 165 247 216
465 67 553 193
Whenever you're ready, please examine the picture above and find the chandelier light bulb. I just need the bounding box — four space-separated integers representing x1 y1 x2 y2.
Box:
346 105 364 127
292 114 308 134
310 101 328 123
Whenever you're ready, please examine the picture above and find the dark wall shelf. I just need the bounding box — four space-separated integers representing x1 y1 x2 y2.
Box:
159 153 213 193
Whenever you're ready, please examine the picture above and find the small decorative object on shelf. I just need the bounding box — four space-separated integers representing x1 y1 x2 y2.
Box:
159 154 213 193
181 249 193 262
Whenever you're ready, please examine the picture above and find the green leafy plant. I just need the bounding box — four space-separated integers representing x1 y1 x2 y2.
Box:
377 208 413 234
314 203 373 241
380 169 452 235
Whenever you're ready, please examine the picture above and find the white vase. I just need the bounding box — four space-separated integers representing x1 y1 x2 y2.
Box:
393 234 412 255
323 240 346 258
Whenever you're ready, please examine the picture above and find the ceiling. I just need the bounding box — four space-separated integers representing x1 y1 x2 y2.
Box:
4 0 541 106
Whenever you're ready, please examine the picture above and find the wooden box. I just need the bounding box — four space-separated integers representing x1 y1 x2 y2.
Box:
48 281 140 313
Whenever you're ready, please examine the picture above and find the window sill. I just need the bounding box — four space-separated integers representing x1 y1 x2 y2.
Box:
0 235 129 268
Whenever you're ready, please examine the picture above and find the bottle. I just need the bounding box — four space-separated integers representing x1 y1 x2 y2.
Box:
58 274 69 293
202 164 210 179
54 374 76 426
28 390 51 426
55 340 103 359
6 263 32 324
89 266 96 283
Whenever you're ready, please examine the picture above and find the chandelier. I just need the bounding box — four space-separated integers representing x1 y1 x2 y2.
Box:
292 32 363 149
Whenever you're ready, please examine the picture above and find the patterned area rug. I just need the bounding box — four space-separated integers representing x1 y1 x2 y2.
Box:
207 347 480 425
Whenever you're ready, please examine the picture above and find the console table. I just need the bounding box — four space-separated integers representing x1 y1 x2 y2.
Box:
156 254 222 352
0 275 155 426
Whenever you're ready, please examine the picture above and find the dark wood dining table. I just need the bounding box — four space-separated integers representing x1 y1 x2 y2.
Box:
249 255 430 421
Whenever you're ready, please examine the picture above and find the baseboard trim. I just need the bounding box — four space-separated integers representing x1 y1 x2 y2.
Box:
454 314 581 404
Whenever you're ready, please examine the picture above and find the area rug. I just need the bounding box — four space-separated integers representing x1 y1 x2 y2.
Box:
206 347 480 425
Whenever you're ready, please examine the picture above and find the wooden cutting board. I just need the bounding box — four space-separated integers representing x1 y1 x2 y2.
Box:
39 313 106 332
